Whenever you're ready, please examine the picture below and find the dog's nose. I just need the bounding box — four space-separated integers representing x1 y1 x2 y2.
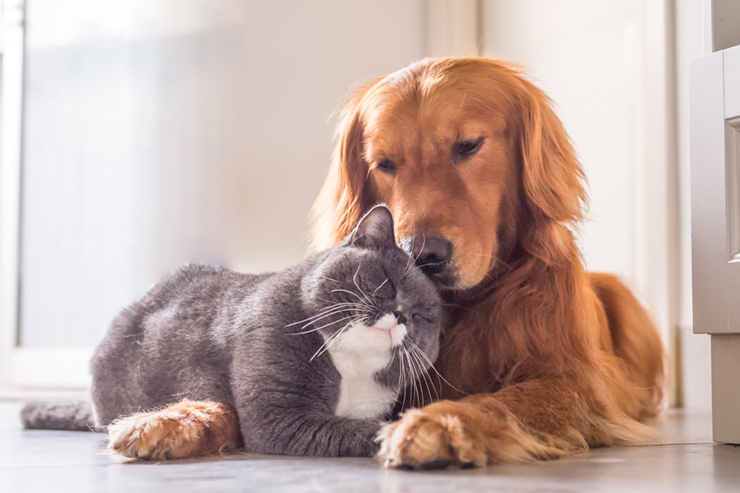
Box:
401 236 453 275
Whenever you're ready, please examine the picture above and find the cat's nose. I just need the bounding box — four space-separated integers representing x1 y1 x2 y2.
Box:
392 310 407 325
401 236 453 275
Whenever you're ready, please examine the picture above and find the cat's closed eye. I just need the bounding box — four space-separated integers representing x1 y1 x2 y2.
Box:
412 313 434 323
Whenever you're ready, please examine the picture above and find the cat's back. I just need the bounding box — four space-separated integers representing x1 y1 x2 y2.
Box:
101 263 268 344
91 264 273 422
155 263 267 300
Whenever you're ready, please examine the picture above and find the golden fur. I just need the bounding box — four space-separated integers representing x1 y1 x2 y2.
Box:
313 57 665 467
107 400 241 460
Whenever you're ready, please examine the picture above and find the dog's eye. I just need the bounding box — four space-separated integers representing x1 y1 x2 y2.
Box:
454 137 484 159
376 159 397 173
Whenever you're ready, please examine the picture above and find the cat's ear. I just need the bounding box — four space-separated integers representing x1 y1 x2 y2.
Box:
350 204 396 249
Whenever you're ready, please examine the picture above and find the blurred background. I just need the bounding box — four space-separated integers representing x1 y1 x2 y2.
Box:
0 0 708 412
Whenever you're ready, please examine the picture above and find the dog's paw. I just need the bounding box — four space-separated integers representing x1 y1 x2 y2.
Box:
107 400 240 461
377 405 487 469
377 400 570 469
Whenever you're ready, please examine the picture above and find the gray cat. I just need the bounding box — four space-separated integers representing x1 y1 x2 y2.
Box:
23 205 442 458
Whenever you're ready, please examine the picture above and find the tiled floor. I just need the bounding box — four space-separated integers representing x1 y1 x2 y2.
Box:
1 400 738 492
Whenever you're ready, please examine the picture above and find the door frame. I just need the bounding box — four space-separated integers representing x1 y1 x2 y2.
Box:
0 0 27 390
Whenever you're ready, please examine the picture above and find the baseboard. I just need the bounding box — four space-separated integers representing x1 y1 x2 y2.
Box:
10 346 93 390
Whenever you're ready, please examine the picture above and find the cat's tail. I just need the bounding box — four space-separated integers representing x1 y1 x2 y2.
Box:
21 401 96 432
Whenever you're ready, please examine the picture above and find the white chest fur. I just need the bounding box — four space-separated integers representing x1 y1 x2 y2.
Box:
325 315 405 420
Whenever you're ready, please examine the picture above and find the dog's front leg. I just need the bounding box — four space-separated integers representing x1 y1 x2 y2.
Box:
107 400 242 460
377 377 654 469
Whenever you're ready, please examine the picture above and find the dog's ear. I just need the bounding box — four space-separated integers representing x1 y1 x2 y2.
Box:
309 78 382 253
349 205 395 249
517 79 587 224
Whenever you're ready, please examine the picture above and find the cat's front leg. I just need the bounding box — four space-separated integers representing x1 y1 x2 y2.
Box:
107 400 241 460
243 412 383 457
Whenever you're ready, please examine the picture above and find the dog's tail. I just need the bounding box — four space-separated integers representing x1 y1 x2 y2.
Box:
590 273 665 419
21 401 95 432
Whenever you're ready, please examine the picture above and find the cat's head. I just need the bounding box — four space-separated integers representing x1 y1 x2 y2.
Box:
300 205 442 390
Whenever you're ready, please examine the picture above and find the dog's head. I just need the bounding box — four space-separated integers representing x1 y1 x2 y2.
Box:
312 58 586 290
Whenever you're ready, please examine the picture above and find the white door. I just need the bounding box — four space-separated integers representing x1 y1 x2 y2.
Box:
690 43 740 444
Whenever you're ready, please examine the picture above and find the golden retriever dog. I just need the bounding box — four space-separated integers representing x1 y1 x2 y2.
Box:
102 58 663 468
310 57 664 467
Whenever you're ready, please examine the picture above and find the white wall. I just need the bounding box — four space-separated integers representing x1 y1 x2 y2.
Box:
17 0 425 348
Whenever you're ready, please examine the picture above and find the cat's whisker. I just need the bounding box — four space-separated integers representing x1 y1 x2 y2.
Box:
332 315 364 352
286 305 356 327
420 354 441 403
371 279 388 299
310 324 347 362
412 352 425 407
358 315 373 328
409 348 427 407
408 343 438 405
395 346 408 412
404 348 421 408
292 309 353 329
401 349 415 407
290 315 359 335
333 328 351 351
352 263 376 308
404 233 426 276
409 344 434 405
286 306 350 327
320 275 341 284
324 322 352 354
399 348 408 412
407 342 445 394
311 320 351 360
286 301 371 329
340 314 369 344
403 226 417 274
407 339 468 396
400 349 412 410
316 301 371 313
315 300 371 311
310 313 361 361
322 320 352 351
330 288 372 307
299 304 372 325
395 347 404 406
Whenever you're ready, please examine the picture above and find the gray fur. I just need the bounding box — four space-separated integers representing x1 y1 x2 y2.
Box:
85 205 441 457
21 401 95 432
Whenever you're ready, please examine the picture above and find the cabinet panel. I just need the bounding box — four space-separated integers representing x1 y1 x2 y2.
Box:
690 52 728 334
725 46 740 333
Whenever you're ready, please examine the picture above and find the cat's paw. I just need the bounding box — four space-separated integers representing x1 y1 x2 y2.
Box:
107 400 241 460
